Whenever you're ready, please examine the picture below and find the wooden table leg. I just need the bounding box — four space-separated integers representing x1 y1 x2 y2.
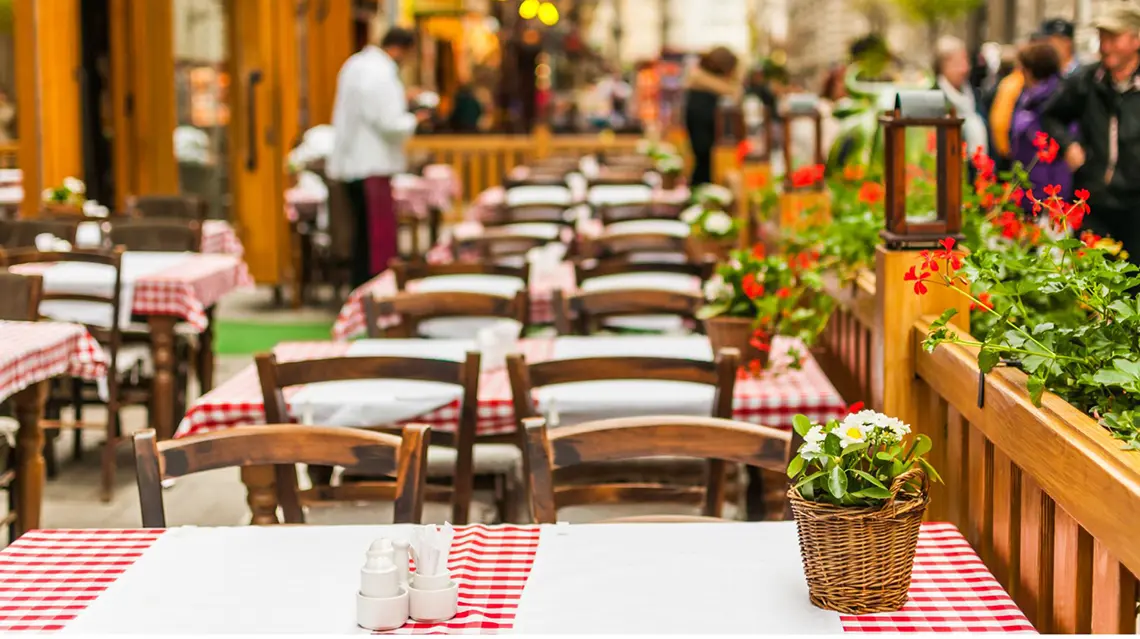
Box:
12 381 48 537
197 307 216 394
148 315 178 441
241 465 280 524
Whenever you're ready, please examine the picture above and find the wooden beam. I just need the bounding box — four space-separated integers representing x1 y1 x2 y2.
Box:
306 0 354 126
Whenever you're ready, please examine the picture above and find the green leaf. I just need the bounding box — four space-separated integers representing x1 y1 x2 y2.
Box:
930 307 959 329
827 465 848 499
842 442 869 456
823 432 842 457
1112 359 1140 380
978 348 1000 374
786 454 805 478
875 451 896 462
849 468 887 489
794 469 826 489
917 458 944 484
696 303 728 320
1093 369 1134 386
911 434 933 458
792 414 813 437
849 487 892 500
1026 375 1046 406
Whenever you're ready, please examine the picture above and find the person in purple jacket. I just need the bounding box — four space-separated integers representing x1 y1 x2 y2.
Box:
1011 41 1075 207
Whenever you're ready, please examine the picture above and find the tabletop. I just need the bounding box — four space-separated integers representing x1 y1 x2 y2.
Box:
0 522 1034 634
176 335 847 438
0 321 107 403
332 265 577 341
11 251 252 331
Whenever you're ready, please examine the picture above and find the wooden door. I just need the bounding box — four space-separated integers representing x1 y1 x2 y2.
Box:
227 0 300 285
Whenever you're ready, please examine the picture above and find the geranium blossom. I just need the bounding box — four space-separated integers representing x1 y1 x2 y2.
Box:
857 181 884 205
790 164 826 188
904 265 930 295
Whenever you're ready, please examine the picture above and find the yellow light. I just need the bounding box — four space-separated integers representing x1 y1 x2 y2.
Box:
519 0 539 19
537 2 559 25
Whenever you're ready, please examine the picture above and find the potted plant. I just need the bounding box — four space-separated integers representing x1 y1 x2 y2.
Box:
698 246 833 374
681 203 738 261
41 177 86 215
654 152 684 190
787 410 940 613
692 183 734 209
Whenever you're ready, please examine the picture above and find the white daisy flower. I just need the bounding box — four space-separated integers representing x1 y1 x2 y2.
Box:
800 441 823 457
680 204 704 225
804 425 826 445
702 211 734 235
702 275 730 302
836 422 868 448
695 184 733 206
63 176 85 195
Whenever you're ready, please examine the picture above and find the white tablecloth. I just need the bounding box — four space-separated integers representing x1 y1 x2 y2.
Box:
604 218 690 238
38 252 191 329
505 186 573 207
587 184 654 206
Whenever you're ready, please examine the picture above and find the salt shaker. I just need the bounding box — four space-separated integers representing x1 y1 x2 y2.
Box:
356 539 408 631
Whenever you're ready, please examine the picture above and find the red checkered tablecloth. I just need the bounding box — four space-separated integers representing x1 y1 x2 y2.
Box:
200 220 245 257
0 523 1033 634
177 337 847 438
332 264 577 341
0 321 108 403
13 253 252 332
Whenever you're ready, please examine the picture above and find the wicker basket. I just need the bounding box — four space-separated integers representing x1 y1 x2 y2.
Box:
703 316 769 369
788 467 928 614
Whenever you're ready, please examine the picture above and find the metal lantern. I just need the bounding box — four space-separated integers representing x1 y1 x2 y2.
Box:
782 93 824 191
879 90 965 248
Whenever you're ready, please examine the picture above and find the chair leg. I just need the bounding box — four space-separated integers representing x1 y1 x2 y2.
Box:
745 465 766 522
42 429 58 480
71 379 83 461
100 411 120 503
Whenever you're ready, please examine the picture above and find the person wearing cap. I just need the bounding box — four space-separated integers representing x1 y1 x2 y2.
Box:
1041 18 1080 77
1041 3 1140 260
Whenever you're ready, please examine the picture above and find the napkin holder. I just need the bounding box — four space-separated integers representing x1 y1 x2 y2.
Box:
357 539 409 631
408 569 459 622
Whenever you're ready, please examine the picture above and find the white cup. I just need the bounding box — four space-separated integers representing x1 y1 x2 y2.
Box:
408 579 459 622
357 588 409 631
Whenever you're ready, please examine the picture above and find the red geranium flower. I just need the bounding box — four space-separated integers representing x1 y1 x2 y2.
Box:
934 237 962 271
776 287 792 299
735 140 753 167
790 164 826 188
904 265 930 295
970 291 993 312
1033 132 1060 164
1043 184 1062 198
749 328 771 352
751 243 766 259
857 181 884 205
741 273 765 299
996 211 1022 240
918 250 939 272
1081 230 1102 248
1075 188 1090 201
1011 187 1025 207
842 164 865 181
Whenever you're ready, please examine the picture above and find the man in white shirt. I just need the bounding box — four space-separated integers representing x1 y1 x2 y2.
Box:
327 26 427 286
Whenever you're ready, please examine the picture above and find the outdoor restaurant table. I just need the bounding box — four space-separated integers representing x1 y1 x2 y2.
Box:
331 262 578 341
10 252 252 441
0 522 1035 633
178 335 847 439
0 321 107 534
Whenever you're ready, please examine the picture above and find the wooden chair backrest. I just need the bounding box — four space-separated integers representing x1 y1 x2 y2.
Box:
553 288 704 336
488 203 574 228
597 202 684 225
0 272 43 321
523 415 791 523
506 347 739 424
365 290 527 339
589 233 687 259
126 194 207 222
108 219 202 252
0 218 80 248
133 425 430 526
575 257 710 286
391 258 529 289
462 234 552 263
3 248 124 368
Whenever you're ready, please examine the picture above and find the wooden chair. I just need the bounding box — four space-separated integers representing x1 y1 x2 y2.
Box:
126 194 208 222
391 258 529 290
597 202 685 225
108 219 203 252
0 218 80 248
522 415 792 524
575 257 711 288
552 288 704 336
255 351 497 524
365 290 528 339
0 272 43 542
3 248 149 501
506 347 740 518
0 272 43 321
132 424 430 526
486 203 574 229
461 233 552 267
586 233 688 262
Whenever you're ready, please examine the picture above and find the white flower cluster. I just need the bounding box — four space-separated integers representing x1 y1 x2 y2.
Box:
655 154 683 173
680 204 704 225
694 184 733 207
798 410 911 458
702 274 732 302
702 211 734 236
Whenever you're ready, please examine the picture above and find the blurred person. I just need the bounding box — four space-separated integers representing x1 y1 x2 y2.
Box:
1041 18 1080 77
328 25 429 287
684 46 741 186
1011 42 1073 202
1042 3 1140 259
448 83 483 132
936 35 989 156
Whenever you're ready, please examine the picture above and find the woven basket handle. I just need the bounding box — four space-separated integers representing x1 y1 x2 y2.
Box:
886 466 928 505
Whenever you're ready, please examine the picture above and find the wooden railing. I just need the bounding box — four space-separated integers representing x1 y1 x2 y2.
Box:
800 243 1140 634
407 130 642 204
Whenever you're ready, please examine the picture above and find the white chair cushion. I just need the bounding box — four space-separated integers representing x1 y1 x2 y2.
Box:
425 444 522 478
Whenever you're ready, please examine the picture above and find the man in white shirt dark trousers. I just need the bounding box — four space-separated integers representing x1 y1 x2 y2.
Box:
328 26 427 287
